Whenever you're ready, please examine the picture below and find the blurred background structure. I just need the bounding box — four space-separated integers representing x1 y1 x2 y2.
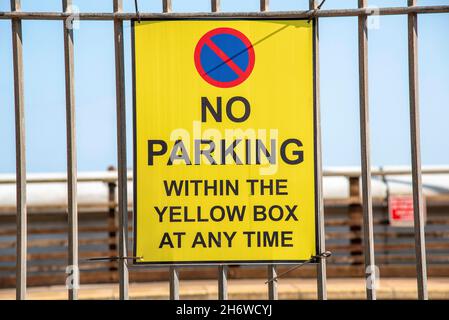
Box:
1 166 449 290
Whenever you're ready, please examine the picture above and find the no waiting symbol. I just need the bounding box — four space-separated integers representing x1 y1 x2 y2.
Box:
194 28 255 88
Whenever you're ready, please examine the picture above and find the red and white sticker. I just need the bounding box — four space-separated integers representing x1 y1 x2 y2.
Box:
388 195 426 227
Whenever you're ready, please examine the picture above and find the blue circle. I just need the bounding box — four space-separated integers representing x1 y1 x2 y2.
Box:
199 33 250 83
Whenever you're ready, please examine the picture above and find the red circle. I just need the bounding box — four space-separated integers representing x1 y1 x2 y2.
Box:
194 28 255 88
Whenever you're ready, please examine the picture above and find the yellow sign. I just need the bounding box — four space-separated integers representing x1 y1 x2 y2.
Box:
133 19 317 264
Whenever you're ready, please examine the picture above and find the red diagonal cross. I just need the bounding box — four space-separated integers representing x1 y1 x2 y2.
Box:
204 37 245 77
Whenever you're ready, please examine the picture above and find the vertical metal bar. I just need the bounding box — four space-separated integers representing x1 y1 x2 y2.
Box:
113 0 129 300
260 0 269 12
169 266 180 300
358 0 376 300
162 1 179 301
208 0 227 300
407 0 428 300
62 0 79 301
310 0 327 300
209 0 228 301
260 0 278 300
218 265 228 300
211 0 220 12
10 0 27 301
267 265 278 300
163 0 172 13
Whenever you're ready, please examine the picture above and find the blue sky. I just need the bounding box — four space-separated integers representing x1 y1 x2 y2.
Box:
0 0 448 173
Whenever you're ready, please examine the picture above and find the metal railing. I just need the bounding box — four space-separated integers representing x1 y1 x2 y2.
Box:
2 0 449 300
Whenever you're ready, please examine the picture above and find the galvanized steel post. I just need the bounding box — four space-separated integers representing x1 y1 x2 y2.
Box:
11 0 27 301
169 266 180 300
113 0 129 300
358 0 376 300
218 265 228 300
62 0 79 300
267 265 278 300
163 0 172 14
161 0 180 301
407 0 428 300
260 0 269 12
260 0 279 300
209 0 229 301
310 0 327 300
211 0 220 13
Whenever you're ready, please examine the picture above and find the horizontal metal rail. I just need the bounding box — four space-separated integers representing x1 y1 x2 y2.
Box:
0 5 449 20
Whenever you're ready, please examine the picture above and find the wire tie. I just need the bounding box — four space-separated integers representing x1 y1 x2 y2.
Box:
134 0 141 23
265 251 332 284
84 256 142 262
308 0 327 23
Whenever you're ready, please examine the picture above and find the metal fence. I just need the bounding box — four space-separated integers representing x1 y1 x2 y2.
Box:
1 0 449 301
